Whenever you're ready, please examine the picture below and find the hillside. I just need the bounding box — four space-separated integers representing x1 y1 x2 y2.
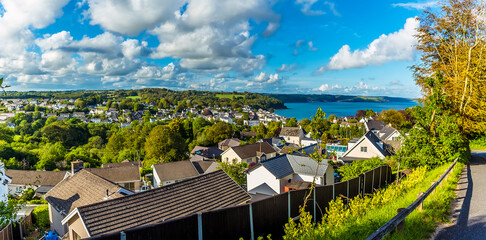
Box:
264 93 415 103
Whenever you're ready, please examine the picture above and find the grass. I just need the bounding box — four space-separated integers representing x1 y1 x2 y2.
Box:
216 94 244 100
470 137 486 150
283 162 464 240
126 96 141 100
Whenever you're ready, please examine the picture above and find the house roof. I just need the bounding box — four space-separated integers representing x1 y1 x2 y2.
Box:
279 127 302 137
6 169 67 186
365 120 385 131
192 160 219 174
152 160 199 182
257 154 329 179
45 170 128 215
76 170 250 237
218 138 240 148
377 125 398 140
342 131 390 160
229 142 276 159
85 166 140 183
102 160 141 168
259 137 285 147
190 146 223 158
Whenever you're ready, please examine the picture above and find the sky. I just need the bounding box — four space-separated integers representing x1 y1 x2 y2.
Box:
0 0 439 97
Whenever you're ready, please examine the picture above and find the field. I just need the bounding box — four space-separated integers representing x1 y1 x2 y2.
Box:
216 94 244 99
126 96 141 100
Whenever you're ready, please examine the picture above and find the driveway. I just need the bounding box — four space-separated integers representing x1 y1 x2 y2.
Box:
432 150 486 239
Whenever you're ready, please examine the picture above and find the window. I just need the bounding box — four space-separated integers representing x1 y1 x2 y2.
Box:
124 182 135 191
360 146 367 152
72 230 81 240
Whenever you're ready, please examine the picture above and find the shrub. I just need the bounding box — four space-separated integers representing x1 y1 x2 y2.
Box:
32 205 49 229
338 157 384 181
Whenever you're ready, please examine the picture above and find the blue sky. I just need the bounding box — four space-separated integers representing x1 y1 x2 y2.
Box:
0 0 438 97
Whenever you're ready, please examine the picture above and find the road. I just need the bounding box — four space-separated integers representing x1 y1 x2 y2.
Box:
433 150 486 240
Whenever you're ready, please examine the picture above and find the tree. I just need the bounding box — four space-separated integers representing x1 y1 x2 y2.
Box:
144 125 187 166
218 160 248 186
36 142 66 170
205 122 233 144
286 117 298 127
356 110 366 119
0 201 20 228
414 0 486 135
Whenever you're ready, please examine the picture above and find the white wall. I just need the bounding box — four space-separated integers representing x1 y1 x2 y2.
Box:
152 167 161 188
247 166 281 195
345 139 384 159
49 204 68 236
221 149 242 164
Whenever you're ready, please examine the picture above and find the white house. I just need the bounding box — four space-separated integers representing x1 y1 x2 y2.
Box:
247 154 334 195
0 163 11 203
341 131 391 163
152 161 200 187
221 142 277 164
376 125 401 141
279 127 305 146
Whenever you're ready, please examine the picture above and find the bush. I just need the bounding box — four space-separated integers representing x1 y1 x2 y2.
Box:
32 205 49 229
338 157 384 181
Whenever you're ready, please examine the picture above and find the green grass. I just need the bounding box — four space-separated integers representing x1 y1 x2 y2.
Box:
470 138 486 150
126 96 141 100
216 94 244 99
283 162 464 240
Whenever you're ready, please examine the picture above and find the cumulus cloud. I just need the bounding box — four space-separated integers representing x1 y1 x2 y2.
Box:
315 81 385 94
295 0 325 16
316 17 418 73
392 1 438 10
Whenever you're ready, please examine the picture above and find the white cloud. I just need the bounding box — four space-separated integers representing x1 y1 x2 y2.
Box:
276 63 297 72
308 41 318 51
324 1 340 16
86 0 183 36
318 17 419 72
392 1 438 10
295 0 325 16
315 81 384 94
316 83 343 91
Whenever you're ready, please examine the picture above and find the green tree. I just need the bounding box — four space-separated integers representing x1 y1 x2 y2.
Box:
144 125 187 166
286 117 298 127
36 142 66 170
218 160 248 186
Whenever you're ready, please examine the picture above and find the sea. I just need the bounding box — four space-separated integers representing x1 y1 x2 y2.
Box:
274 101 418 120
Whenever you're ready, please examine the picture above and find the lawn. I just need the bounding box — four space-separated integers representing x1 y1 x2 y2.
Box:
126 96 141 100
216 94 244 99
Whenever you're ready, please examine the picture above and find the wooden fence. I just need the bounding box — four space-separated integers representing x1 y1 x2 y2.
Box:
0 223 13 240
88 165 393 240
0 209 34 240
366 159 459 240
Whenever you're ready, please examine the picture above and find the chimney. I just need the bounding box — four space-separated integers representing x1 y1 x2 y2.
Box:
71 159 84 174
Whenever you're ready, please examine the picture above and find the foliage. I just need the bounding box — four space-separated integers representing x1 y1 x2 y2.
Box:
338 157 384 181
283 162 463 239
144 125 187 166
0 200 20 228
286 117 298 127
218 160 248 186
413 0 486 135
32 205 49 230
470 135 486 150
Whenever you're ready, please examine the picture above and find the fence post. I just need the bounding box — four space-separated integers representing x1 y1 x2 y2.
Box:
288 191 291 219
249 204 255 240
396 208 406 232
333 184 335 201
313 188 316 223
372 169 375 191
197 213 203 240
431 182 437 194
358 175 361 197
121 232 126 240
363 173 366 195
346 181 349 200
417 193 424 211
379 166 382 187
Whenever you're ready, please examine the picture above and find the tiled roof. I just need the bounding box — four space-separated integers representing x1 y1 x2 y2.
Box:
192 160 219 174
102 160 141 168
45 170 127 214
230 142 276 159
279 127 302 137
190 146 223 158
85 166 140 183
258 154 328 179
77 170 250 237
6 169 67 186
152 160 199 182
365 120 385 131
377 125 397 140
218 138 240 148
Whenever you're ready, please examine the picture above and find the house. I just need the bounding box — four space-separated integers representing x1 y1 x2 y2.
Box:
102 160 141 168
364 119 386 133
340 131 392 163
84 165 142 192
0 163 11 203
152 161 200 187
247 154 334 196
218 138 240 151
221 142 277 164
44 169 132 238
191 160 219 175
6 169 67 196
279 127 305 146
60 170 250 239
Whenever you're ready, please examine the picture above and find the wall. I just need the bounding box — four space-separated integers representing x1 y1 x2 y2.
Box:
247 166 281 195
152 167 161 188
49 204 68 236
67 213 90 240
221 149 242 164
345 139 384 159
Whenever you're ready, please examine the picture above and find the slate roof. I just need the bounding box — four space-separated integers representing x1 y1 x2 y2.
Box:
218 138 240 149
85 166 140 183
279 127 302 137
45 170 127 215
76 170 250 237
365 120 385 131
377 125 398 140
230 142 276 159
257 154 329 179
6 169 67 186
192 160 219 174
152 160 199 182
191 146 223 158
